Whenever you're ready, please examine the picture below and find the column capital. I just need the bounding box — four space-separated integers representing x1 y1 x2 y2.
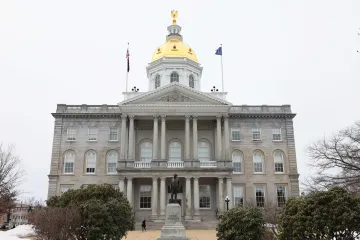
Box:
128 115 135 119
222 114 229 119
127 177 133 180
218 177 224 182
192 116 198 120
152 176 158 181
121 114 128 119
161 115 166 121
193 177 199 180
160 176 167 180
185 115 191 120
153 115 159 119
185 176 192 180
216 115 222 119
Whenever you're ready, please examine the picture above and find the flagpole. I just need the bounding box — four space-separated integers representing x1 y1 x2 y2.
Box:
220 44 224 92
126 42 129 92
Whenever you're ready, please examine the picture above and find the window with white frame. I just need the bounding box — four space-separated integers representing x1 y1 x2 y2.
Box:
272 128 281 141
66 127 76 141
276 185 286 207
255 186 265 207
232 150 243 173
274 150 284 173
169 141 181 162
60 185 73 195
109 127 118 141
231 128 241 141
170 72 179 83
252 128 261 141
107 150 117 174
155 75 161 89
198 141 210 162
140 141 152 162
85 150 96 173
233 186 244 206
199 185 211 208
139 185 152 209
253 151 264 173
64 151 75 174
189 75 195 88
88 127 98 141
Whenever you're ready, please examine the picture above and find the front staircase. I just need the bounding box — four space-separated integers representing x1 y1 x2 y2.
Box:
134 219 219 230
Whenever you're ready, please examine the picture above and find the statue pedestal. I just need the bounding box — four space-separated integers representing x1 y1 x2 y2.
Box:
157 203 189 240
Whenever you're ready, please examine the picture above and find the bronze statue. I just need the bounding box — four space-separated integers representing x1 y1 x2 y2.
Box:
170 174 180 202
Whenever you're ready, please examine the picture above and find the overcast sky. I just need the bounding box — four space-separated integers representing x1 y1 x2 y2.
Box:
0 0 359 201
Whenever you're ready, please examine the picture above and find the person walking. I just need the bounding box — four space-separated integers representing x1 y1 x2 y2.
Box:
141 219 146 232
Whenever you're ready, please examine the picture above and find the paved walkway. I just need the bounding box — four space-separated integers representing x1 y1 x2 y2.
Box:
122 230 217 240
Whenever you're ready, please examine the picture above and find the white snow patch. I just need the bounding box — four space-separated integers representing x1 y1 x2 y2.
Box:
0 225 35 239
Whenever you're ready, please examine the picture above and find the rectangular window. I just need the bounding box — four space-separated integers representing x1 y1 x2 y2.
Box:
66 128 76 141
109 127 118 141
88 127 98 141
140 185 152 209
231 128 241 141
107 162 117 173
199 185 211 208
255 186 265 207
252 128 261 141
272 129 281 141
275 162 284 173
233 186 244 206
276 185 286 207
64 162 74 173
60 185 73 195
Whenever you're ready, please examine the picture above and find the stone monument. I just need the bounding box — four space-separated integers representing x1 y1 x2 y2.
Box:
157 174 189 240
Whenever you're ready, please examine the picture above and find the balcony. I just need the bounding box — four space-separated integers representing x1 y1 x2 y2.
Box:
199 161 217 168
167 161 184 168
134 161 151 168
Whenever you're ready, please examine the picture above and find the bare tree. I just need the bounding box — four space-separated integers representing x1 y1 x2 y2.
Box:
307 121 360 193
0 144 25 215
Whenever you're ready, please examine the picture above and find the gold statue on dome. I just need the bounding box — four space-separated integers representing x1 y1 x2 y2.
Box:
171 10 178 25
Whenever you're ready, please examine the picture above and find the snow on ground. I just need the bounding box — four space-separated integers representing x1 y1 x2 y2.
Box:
0 225 35 239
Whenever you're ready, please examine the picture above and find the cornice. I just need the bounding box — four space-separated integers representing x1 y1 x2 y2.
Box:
52 113 122 119
229 113 296 119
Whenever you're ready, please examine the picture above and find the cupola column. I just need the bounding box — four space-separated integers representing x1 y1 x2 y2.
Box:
185 116 190 160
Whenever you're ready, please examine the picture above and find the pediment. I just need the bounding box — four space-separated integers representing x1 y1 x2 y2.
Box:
119 83 231 106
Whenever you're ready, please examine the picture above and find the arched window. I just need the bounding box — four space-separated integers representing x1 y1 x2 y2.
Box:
107 150 117 174
155 75 161 89
85 150 96 174
170 72 179 83
198 141 210 162
189 75 195 88
232 150 243 173
253 151 264 173
140 141 152 162
169 141 181 162
64 151 75 174
274 150 284 173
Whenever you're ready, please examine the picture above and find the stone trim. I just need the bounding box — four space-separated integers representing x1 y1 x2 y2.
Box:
52 113 122 118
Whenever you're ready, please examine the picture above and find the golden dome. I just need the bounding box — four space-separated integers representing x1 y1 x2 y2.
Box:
151 10 198 63
151 39 198 62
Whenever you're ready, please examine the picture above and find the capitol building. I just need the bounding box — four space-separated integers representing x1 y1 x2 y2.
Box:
47 11 300 228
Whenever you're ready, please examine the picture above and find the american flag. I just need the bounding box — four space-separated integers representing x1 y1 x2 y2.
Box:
126 48 130 72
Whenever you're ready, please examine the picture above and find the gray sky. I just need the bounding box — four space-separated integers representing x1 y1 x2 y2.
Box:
0 0 359 201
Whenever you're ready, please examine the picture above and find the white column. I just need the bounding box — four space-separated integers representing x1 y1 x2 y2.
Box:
120 115 127 160
127 177 133 207
218 178 224 212
152 177 158 217
185 177 192 218
192 117 198 160
153 116 159 160
119 178 125 193
185 116 190 160
193 177 200 217
161 116 166 160
216 116 222 160
224 116 230 160
128 115 135 160
160 177 166 216
226 178 233 209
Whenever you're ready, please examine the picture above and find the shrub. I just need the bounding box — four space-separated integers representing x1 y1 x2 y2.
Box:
33 184 134 240
217 205 265 240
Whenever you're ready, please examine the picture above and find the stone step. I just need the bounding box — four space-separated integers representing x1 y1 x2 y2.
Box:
135 220 219 230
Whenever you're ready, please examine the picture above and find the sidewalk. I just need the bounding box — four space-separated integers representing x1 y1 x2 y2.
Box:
122 230 217 240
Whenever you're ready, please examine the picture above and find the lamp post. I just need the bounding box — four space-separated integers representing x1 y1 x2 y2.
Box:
225 196 230 211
